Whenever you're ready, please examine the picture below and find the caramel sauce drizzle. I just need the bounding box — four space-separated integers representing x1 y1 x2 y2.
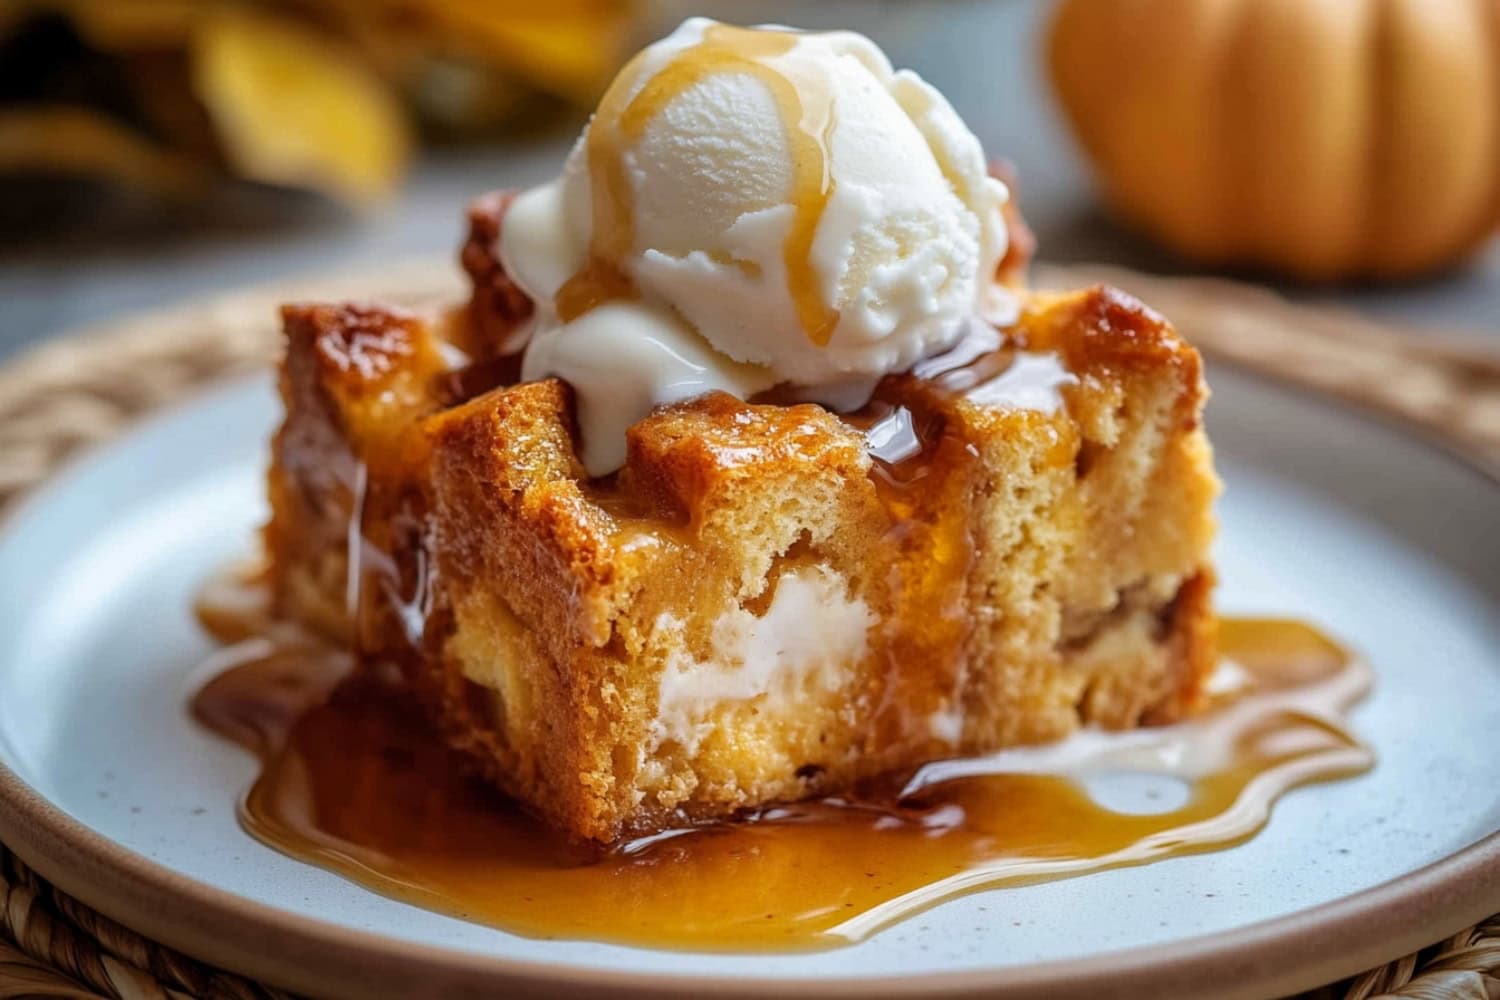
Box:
556 23 841 344
835 321 1071 502
758 326 1079 750
191 591 1373 952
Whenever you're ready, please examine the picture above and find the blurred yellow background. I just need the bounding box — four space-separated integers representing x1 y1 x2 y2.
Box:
1 0 1495 362
0 0 636 203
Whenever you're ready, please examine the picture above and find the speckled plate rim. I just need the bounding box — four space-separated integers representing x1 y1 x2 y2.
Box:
0 373 1498 1000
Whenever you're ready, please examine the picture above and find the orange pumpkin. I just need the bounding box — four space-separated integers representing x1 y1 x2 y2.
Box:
1048 0 1500 281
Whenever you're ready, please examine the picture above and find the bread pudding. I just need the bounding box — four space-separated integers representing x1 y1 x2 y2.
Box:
263 18 1218 845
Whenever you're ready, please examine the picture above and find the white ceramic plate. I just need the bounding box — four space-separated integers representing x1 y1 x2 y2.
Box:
1 366 1497 1000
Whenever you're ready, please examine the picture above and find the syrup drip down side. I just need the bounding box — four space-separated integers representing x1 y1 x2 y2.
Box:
191 583 1373 952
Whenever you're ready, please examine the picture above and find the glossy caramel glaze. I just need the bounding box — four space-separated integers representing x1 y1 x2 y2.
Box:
192 600 1371 951
837 321 1076 499
790 325 1084 752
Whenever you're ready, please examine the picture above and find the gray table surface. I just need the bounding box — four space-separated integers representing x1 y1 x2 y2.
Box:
1 0 1494 364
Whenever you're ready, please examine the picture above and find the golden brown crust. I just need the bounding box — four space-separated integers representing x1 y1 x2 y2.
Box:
456 191 534 360
263 197 1221 845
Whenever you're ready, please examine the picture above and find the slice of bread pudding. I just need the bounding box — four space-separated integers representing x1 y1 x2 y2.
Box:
263 195 1218 845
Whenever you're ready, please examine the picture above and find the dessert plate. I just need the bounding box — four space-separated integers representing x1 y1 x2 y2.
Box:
0 365 1497 1000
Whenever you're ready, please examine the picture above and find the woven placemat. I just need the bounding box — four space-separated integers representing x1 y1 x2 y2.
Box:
0 262 1496 999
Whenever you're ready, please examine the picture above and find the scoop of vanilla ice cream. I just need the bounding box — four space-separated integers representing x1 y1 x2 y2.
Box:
502 17 1014 474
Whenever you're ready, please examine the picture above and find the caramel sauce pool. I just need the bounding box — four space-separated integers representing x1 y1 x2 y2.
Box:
190 604 1372 951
